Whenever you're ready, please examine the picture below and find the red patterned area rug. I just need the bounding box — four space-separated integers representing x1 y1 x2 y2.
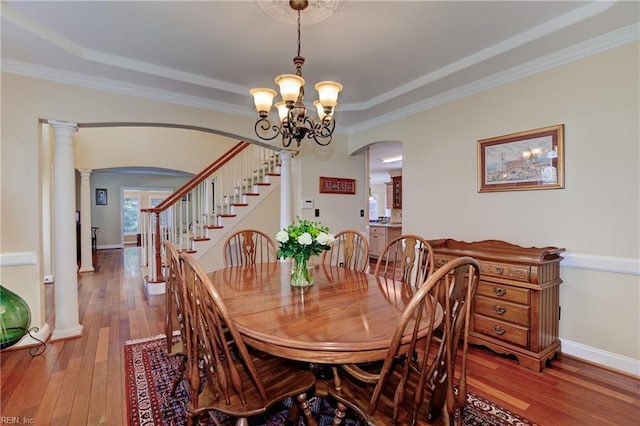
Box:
124 335 538 426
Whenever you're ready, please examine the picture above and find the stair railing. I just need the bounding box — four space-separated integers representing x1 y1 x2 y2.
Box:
140 142 281 284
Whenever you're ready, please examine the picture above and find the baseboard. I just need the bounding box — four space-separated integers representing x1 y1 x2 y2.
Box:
561 338 640 377
97 244 123 250
9 323 51 349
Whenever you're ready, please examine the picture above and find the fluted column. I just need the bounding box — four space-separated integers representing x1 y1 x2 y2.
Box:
49 120 83 340
279 150 293 230
78 169 94 272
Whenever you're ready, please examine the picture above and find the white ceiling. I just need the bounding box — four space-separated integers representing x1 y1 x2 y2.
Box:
2 1 638 181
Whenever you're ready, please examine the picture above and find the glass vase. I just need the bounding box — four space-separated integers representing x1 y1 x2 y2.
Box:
0 285 32 350
290 256 313 287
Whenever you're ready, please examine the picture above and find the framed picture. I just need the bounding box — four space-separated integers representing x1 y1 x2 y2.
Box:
319 177 356 194
96 188 108 205
478 124 564 193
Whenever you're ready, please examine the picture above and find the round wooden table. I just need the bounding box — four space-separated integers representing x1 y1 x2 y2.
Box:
209 262 443 364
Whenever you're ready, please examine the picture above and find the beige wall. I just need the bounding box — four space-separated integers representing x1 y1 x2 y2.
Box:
1 41 637 371
349 43 640 364
75 126 238 173
295 134 369 235
0 71 364 340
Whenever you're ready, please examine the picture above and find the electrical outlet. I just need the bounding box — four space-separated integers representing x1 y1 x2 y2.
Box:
44 275 54 284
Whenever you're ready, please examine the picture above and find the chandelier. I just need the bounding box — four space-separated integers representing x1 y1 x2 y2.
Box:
250 0 343 148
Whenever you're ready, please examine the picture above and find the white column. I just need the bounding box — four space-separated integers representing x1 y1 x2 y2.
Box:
49 120 83 340
78 169 94 272
279 150 293 230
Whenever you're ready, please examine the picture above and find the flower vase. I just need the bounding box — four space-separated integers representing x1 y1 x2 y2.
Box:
290 257 313 287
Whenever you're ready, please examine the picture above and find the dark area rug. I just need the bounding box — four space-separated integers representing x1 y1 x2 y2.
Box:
124 335 538 426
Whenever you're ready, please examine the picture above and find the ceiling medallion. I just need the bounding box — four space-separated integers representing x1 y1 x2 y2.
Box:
256 0 343 26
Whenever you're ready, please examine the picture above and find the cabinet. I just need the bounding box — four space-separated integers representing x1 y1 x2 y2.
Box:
369 225 401 258
385 183 393 209
392 176 402 208
430 239 565 371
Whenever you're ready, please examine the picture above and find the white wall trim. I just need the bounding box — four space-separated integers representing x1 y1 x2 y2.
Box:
561 252 640 276
0 251 37 267
97 244 124 250
561 338 640 377
348 23 639 134
9 323 51 350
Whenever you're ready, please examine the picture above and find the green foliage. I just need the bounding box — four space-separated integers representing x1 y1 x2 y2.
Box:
275 217 334 261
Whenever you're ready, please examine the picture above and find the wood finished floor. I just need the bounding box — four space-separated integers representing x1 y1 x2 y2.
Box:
1 248 638 425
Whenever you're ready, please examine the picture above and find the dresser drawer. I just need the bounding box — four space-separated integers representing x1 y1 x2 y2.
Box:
474 295 530 326
473 314 529 347
479 261 530 283
476 281 530 305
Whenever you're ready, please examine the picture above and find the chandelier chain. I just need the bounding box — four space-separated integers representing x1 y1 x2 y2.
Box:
297 10 302 58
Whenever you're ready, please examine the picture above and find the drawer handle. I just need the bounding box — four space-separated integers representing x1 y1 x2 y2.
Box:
492 325 506 335
493 287 507 297
495 266 504 274
492 306 507 315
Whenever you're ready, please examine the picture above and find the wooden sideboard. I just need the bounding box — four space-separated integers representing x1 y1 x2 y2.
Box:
429 239 565 371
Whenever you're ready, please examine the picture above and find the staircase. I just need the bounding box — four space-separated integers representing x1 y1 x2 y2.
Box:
140 141 282 294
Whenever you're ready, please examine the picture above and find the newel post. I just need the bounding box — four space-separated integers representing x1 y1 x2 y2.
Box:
154 210 163 282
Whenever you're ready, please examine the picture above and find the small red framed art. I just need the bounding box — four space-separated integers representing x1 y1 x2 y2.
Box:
319 177 356 195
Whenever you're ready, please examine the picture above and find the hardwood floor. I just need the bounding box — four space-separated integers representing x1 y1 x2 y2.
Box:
1 248 638 425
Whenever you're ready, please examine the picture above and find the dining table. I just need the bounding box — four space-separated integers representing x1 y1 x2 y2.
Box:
207 261 443 365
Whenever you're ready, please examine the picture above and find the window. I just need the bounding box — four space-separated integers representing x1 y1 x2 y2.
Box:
150 197 169 227
369 194 378 221
123 196 140 235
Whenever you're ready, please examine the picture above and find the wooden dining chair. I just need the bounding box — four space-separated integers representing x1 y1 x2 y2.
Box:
324 256 480 426
321 229 370 272
223 229 278 267
374 234 435 288
180 252 318 426
163 240 188 396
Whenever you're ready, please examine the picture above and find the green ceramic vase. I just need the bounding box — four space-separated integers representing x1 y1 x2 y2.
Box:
0 285 31 350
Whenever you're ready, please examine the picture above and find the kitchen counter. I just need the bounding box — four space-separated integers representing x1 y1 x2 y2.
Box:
369 223 402 228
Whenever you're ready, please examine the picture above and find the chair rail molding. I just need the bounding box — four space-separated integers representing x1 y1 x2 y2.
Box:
561 252 639 276
0 251 37 267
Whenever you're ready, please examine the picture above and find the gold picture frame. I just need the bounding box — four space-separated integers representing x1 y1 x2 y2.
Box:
478 124 564 193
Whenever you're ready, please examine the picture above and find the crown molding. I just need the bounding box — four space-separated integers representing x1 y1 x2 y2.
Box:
2 23 637 134
348 23 639 134
1 58 255 119
344 0 618 112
